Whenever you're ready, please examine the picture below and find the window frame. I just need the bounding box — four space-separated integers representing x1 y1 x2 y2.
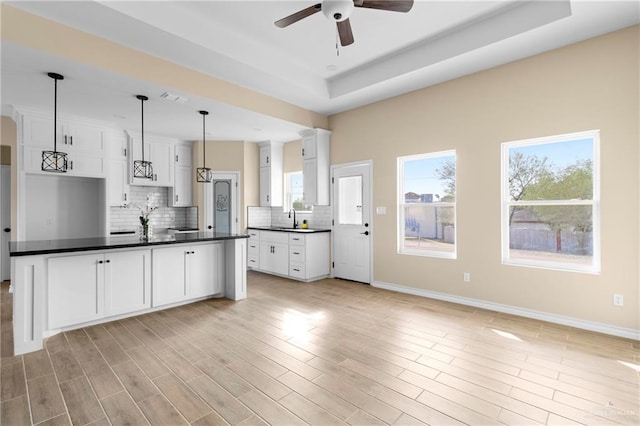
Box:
397 149 457 259
500 130 601 274
283 171 311 213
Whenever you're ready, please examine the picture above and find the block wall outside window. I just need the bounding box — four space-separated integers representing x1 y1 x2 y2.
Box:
397 150 456 258
501 130 600 273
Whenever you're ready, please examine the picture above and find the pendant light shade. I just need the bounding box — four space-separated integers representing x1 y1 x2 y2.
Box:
196 110 212 183
133 95 153 179
41 72 68 173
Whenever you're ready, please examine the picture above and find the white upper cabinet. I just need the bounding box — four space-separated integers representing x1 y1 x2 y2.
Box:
18 109 107 178
108 131 130 206
300 129 331 206
128 132 175 187
169 142 193 207
259 141 283 207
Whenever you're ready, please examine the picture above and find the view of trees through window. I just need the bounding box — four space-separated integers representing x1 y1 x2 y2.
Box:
503 132 599 272
398 150 456 257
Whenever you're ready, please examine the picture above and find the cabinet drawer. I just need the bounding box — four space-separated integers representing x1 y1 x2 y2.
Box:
248 230 260 241
289 233 305 246
261 231 289 244
248 255 259 268
248 241 259 253
289 246 305 263
289 263 305 279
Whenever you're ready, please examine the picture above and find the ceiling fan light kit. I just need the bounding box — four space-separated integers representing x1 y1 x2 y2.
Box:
274 0 414 47
41 72 69 173
133 94 154 179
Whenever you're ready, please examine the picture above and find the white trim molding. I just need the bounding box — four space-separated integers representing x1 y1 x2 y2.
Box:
373 280 640 341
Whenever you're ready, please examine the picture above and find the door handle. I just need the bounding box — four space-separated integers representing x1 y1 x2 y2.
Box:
3 228 10 233
361 231 369 236
208 225 213 230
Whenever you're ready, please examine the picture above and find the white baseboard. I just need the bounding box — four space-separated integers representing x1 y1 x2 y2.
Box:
372 281 640 341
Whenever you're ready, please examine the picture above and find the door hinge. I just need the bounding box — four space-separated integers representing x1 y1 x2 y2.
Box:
175 154 179 162
332 261 335 268
235 182 238 187
331 177 334 184
332 219 334 226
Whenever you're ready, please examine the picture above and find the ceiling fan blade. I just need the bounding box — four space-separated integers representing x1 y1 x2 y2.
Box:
337 19 354 46
275 3 322 28
356 0 414 13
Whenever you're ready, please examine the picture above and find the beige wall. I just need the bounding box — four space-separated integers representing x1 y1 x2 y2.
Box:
329 26 640 331
0 116 17 238
1 4 328 131
283 140 303 173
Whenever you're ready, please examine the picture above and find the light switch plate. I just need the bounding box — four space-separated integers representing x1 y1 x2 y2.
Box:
376 206 387 215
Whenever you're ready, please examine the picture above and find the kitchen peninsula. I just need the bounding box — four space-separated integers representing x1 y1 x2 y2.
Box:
10 232 248 355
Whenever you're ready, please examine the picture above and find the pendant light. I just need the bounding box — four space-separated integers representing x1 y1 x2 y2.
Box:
133 95 153 179
41 72 68 173
196 110 212 183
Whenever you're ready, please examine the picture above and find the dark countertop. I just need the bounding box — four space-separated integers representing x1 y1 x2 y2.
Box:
248 226 331 234
10 232 249 257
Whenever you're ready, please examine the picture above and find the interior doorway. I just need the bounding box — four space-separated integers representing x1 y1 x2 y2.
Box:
331 161 372 284
204 172 239 234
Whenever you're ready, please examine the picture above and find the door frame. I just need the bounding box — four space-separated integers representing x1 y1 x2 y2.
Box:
0 165 10 281
204 171 240 234
330 160 374 284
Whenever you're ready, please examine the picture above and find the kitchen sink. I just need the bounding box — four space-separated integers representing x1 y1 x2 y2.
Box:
273 227 317 233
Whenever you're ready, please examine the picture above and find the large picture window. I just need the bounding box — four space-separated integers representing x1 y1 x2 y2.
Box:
398 150 456 258
501 130 600 273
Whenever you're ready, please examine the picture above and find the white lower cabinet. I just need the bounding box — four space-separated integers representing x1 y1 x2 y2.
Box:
48 248 150 329
250 230 330 282
105 250 151 316
259 231 289 276
152 242 224 307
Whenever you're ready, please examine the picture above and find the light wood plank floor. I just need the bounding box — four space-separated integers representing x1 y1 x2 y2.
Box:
1 272 639 425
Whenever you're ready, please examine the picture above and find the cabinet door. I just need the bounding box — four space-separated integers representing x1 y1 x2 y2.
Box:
190 243 223 298
152 246 188 307
109 158 129 206
303 158 317 206
22 115 63 148
48 253 104 329
67 121 105 154
260 166 271 206
130 135 154 186
302 135 316 159
151 140 174 187
259 145 271 168
271 242 289 275
171 165 192 207
175 144 192 167
105 249 151 316
68 151 106 178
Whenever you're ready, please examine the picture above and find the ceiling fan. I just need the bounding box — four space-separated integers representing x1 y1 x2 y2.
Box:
274 0 414 46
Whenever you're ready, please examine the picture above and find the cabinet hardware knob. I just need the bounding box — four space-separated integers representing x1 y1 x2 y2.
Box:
105 260 110 263
98 260 104 264
3 228 10 233
293 268 300 272
124 193 127 201
293 252 300 255
191 251 195 254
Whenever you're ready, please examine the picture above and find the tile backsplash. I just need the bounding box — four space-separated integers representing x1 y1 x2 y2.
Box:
247 205 331 229
110 186 197 233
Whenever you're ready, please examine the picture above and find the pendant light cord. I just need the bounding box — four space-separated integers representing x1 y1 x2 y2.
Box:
202 112 206 167
141 98 145 161
53 77 58 152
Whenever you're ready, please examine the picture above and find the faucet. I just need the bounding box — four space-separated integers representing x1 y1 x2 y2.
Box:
288 208 298 229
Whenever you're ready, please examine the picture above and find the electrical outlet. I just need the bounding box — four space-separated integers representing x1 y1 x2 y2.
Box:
463 273 470 283
613 294 624 307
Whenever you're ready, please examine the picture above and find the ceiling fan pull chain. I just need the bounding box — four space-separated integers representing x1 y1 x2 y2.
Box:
335 27 340 56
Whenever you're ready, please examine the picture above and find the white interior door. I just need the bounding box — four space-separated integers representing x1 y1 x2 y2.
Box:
0 165 10 281
204 172 239 234
331 162 372 284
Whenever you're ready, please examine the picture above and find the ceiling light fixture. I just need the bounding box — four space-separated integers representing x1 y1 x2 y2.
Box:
41 72 68 173
196 110 212 183
133 95 153 179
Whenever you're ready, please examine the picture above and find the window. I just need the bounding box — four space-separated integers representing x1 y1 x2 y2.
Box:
398 150 456 258
501 130 600 273
284 171 311 212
